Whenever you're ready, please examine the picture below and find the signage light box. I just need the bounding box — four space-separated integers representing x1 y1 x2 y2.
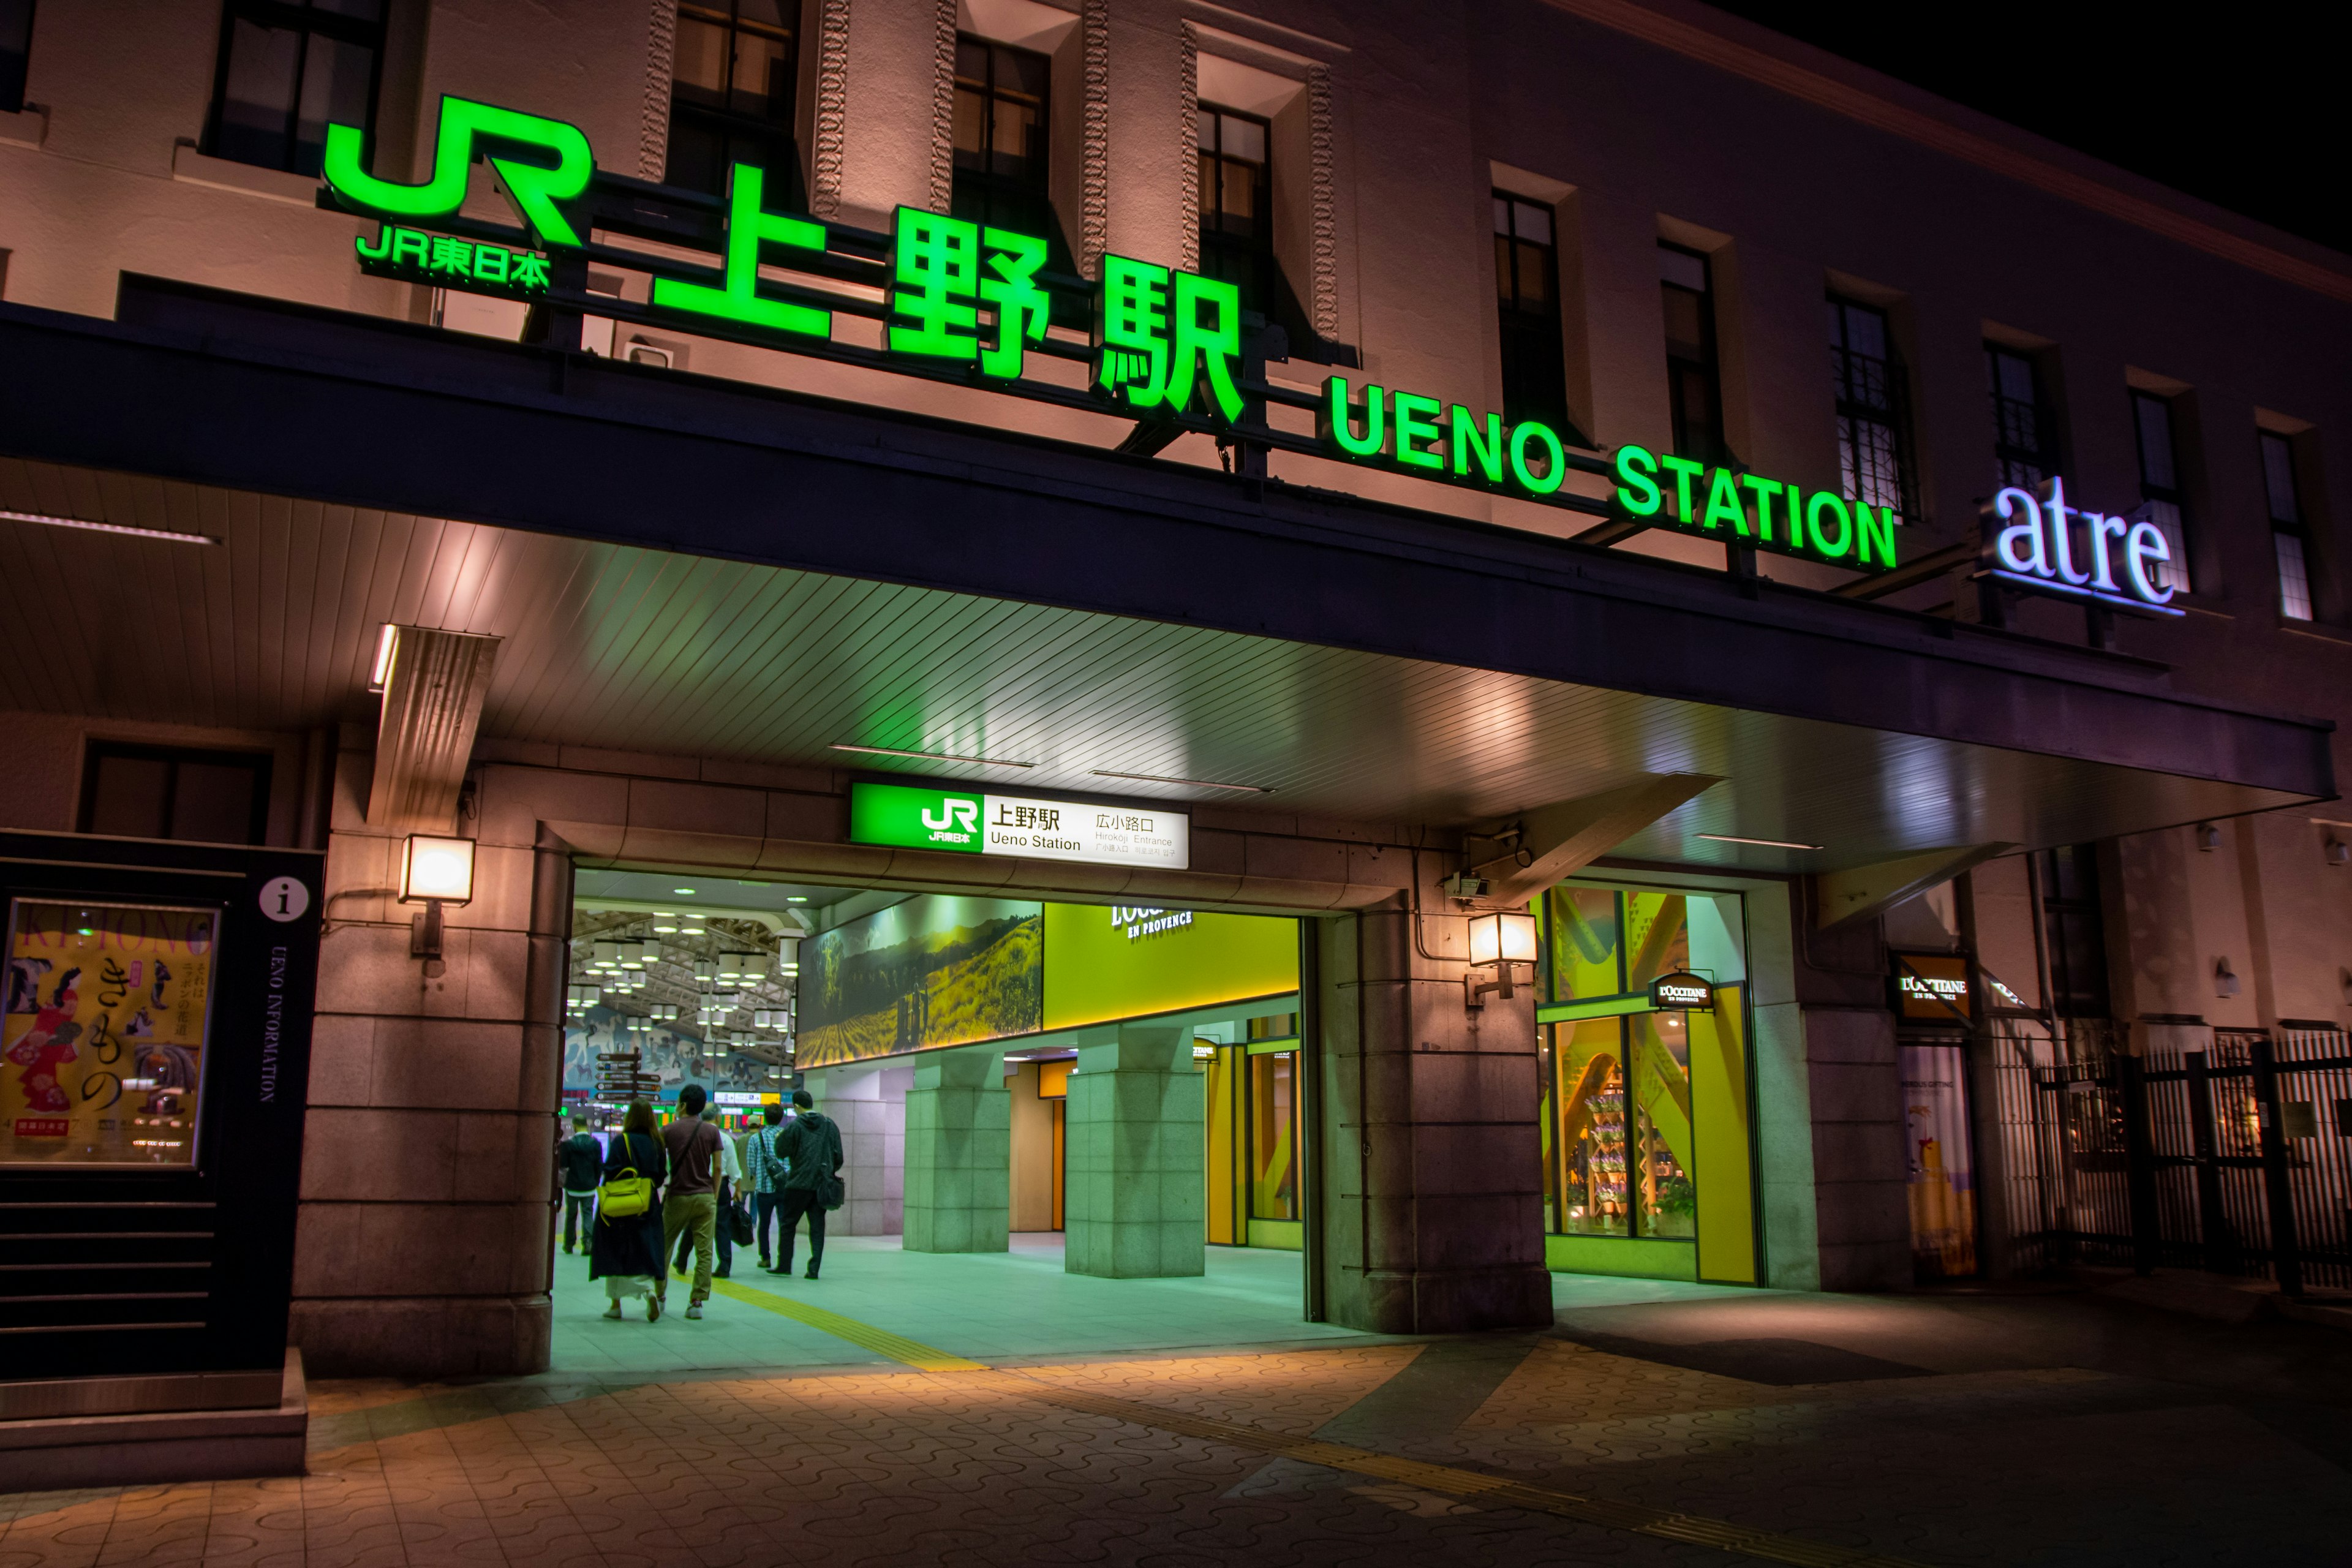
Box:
850 782 1189 871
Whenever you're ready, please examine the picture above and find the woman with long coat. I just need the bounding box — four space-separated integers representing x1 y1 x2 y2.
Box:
590 1099 670 1321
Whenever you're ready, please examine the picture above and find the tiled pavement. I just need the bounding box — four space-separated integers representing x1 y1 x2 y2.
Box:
3 1244 2348 1566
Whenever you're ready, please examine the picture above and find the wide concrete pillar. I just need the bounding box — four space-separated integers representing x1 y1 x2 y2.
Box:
289 730 565 1378
903 1046 1010 1252
1065 1026 1204 1278
1310 897 1552 1333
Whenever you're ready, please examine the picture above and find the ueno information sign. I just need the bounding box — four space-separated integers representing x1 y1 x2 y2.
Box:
850 782 1189 870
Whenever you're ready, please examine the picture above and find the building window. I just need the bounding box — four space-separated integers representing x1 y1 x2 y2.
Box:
2263 429 2313 621
2131 391 2192 595
1660 244 1724 463
666 0 797 201
2034 845 2109 1019
204 0 386 178
0 0 32 116
1988 345 2054 489
1828 296 1917 520
951 36 1050 239
1197 107 1272 304
80 744 272 846
1493 194 1575 439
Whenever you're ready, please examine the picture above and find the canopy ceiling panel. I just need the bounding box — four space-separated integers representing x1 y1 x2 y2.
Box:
0 458 2316 875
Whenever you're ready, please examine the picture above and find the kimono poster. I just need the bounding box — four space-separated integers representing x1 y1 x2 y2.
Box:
3 900 217 1166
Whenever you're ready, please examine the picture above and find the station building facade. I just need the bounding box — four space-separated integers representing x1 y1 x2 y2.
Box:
0 0 2346 1387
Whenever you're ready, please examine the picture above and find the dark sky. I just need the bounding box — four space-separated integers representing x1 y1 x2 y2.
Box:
1710 3 2350 257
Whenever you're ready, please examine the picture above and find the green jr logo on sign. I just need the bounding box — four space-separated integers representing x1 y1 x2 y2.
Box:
851 783 984 853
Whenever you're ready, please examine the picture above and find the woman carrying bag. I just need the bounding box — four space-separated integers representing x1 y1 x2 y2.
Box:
590 1099 671 1321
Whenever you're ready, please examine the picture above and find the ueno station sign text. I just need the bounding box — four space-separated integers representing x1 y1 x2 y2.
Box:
322 96 1900 575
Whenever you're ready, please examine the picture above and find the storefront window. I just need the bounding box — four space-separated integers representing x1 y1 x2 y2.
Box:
1248 1049 1297 1221
1539 881 1755 1282
4 899 218 1167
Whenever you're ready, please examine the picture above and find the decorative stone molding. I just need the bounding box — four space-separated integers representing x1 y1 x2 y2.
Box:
1177 28 1199 273
1079 0 1110 277
1306 64 1337 339
929 0 959 213
810 0 852 218
639 0 676 180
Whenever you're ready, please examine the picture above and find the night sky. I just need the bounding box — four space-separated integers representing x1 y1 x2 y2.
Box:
1711 3 2349 258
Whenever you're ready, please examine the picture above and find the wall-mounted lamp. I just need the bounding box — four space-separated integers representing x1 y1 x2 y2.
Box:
2214 956 2242 999
2195 822 2222 852
399 832 475 967
1464 910 1539 1009
2328 839 2350 867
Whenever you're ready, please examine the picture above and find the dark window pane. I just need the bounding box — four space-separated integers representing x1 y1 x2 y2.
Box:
214 17 301 170
0 0 33 116
311 0 382 18
2262 431 2302 526
171 762 259 844
663 113 729 194
731 28 790 122
293 32 374 176
85 756 172 840
673 15 729 105
2134 394 2176 491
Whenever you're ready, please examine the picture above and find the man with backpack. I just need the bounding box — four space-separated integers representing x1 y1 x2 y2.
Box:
769 1088 842 1280
556 1114 603 1254
743 1102 789 1270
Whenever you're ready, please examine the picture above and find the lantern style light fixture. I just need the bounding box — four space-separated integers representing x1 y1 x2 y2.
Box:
399 833 476 965
1463 910 1539 1009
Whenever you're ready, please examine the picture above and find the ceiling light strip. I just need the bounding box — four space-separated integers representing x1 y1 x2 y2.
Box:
1696 832 1823 851
829 743 1035 768
1 509 219 544
1090 769 1274 793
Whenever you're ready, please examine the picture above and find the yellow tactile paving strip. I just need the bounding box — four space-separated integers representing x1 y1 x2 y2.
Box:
717 1275 1934 1568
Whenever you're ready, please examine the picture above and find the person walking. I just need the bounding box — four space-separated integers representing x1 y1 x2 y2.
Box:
769 1088 842 1280
556 1114 602 1255
658 1084 724 1319
675 1106 745 1279
743 1103 788 1269
589 1100 668 1321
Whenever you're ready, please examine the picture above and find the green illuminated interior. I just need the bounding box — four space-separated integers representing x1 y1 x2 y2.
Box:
1538 881 1755 1284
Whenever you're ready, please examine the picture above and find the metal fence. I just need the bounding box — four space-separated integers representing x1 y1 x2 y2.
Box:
1992 1016 2352 1293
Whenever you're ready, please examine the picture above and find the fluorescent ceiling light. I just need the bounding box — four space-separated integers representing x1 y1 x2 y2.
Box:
1697 832 1823 851
831 743 1035 768
1090 769 1273 793
673 888 696 895
1 509 219 544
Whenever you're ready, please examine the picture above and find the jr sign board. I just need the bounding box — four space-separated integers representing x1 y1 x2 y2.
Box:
849 782 1189 870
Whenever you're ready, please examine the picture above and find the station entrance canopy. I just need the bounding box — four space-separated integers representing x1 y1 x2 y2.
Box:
0 274 2328 878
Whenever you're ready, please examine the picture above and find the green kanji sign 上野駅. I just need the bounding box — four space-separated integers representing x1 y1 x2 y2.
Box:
848 782 1188 870
320 96 1896 572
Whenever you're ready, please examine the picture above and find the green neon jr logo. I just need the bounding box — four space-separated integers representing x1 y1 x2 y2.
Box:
849 782 983 853
323 96 594 248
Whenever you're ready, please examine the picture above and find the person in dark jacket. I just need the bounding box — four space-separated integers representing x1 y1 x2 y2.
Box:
769 1088 842 1280
590 1099 669 1321
556 1115 602 1254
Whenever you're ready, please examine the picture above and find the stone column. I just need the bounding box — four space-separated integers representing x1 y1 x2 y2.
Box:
288 736 564 1378
805 1063 907 1236
1309 897 1552 1333
902 1046 1011 1253
1065 1025 1204 1278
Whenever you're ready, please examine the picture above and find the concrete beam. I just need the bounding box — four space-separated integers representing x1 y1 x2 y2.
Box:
1814 843 2015 930
367 627 499 834
1471 774 1720 907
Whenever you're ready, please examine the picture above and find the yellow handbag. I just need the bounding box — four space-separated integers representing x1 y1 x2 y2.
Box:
598 1135 654 1218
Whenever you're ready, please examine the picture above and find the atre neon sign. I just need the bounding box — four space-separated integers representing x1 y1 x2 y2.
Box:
1986 477 2181 616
